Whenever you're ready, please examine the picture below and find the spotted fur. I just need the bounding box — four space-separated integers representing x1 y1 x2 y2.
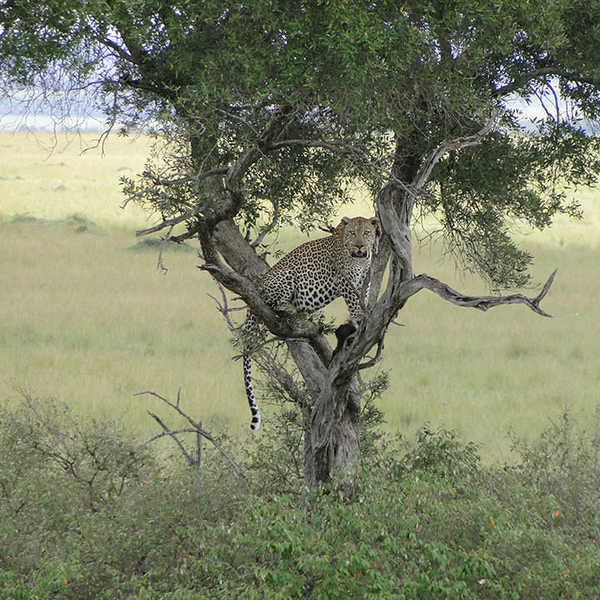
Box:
243 216 379 430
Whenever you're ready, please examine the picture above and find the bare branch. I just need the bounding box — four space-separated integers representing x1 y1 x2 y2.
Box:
398 269 557 317
141 427 198 447
358 336 385 371
136 206 205 237
135 390 248 485
207 278 239 333
147 410 195 466
156 225 174 274
258 351 308 407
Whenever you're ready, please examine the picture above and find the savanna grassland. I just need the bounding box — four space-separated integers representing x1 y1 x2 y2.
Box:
1 130 599 462
3 131 600 599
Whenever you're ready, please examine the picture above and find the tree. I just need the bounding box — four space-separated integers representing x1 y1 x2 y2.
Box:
3 0 600 492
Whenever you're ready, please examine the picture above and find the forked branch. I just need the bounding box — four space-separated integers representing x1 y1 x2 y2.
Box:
398 269 557 317
135 390 248 486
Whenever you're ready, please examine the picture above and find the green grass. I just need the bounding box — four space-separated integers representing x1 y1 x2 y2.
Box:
1 131 599 462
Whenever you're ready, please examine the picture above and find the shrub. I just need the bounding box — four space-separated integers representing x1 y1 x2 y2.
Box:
509 407 600 536
1 397 600 599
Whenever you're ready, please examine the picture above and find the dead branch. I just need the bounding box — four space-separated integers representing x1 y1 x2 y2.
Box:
136 205 205 237
156 224 174 274
135 390 248 486
258 352 308 407
358 336 385 371
398 269 557 317
147 410 196 466
208 278 240 333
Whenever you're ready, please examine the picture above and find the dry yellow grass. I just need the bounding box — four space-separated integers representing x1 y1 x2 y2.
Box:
0 130 150 228
1 131 599 461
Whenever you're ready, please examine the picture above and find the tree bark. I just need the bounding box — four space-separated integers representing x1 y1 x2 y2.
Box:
308 374 361 494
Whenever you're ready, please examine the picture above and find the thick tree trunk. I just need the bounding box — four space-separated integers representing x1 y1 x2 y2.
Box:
307 375 361 494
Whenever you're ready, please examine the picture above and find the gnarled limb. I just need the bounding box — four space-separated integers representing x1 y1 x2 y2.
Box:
397 269 557 317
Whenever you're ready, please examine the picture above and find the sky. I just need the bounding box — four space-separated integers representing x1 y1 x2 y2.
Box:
0 86 597 134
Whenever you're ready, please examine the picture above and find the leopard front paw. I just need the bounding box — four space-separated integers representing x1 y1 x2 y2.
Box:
332 320 358 356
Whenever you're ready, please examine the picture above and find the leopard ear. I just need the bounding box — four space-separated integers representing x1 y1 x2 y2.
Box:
341 216 351 225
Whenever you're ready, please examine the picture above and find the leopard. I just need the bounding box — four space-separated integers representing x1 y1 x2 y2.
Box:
242 215 380 430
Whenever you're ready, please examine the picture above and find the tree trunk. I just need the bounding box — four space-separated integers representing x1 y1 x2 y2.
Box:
288 339 362 493
307 374 361 495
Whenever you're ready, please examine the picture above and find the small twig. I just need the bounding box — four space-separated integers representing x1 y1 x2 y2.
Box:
136 206 205 238
142 427 199 447
317 222 336 234
358 336 385 371
208 279 239 333
250 198 280 248
156 225 174 274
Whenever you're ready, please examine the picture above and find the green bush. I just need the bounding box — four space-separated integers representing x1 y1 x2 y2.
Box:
1 397 599 599
509 408 600 536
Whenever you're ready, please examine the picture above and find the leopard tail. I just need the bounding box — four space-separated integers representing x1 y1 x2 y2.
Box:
242 312 261 430
243 352 261 430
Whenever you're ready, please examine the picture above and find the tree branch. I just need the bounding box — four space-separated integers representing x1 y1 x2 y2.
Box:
412 114 499 192
135 390 248 485
268 138 360 153
146 410 196 466
398 269 557 317
136 205 205 237
494 66 600 97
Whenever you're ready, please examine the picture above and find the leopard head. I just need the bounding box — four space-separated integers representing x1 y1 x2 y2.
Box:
339 216 380 259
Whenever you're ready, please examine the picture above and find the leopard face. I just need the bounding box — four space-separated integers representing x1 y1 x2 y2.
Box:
340 216 380 259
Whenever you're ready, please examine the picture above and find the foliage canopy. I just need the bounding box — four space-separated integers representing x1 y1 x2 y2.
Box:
2 1 600 285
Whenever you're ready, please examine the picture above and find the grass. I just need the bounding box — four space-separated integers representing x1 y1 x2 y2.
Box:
0 129 151 228
1 130 599 462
